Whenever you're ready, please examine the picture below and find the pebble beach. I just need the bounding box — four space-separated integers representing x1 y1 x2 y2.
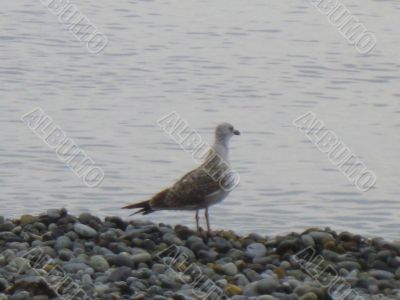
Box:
0 209 399 300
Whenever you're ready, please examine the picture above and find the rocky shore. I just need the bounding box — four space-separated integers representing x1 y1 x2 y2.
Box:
0 209 399 300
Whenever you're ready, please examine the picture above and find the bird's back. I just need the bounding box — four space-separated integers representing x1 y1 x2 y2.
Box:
150 155 230 210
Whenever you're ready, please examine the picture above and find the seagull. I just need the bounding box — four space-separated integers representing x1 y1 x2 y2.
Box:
122 122 240 233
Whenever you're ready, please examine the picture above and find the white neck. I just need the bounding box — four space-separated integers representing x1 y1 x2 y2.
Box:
212 137 229 161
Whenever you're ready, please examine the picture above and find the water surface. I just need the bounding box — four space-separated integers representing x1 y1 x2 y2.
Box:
0 0 399 239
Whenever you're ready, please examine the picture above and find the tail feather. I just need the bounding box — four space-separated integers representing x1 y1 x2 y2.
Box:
122 200 154 215
122 188 170 216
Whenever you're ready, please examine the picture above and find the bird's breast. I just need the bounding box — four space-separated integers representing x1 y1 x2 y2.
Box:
204 189 230 207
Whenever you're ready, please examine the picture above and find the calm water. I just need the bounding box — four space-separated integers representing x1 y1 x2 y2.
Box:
1 0 399 239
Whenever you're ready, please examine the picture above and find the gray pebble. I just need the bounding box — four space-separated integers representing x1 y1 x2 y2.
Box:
162 232 184 245
369 270 395 280
46 209 61 219
10 291 30 300
132 251 151 263
74 223 97 238
222 262 238 276
63 262 92 273
55 235 72 250
109 266 133 282
256 277 279 294
90 255 110 272
246 243 267 258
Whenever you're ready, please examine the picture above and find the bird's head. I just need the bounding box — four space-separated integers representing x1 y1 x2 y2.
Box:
215 122 240 142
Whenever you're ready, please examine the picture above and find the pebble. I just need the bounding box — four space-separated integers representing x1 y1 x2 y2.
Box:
0 232 21 242
243 282 259 296
308 231 334 243
32 296 49 300
162 232 184 245
247 243 267 258
246 269 263 282
337 260 361 270
74 223 97 238
63 262 92 273
0 222 14 232
0 278 8 292
256 277 279 294
131 251 151 263
222 262 238 276
109 266 132 281
301 234 315 248
0 210 398 299
90 255 110 272
225 283 242 296
10 292 30 300
256 296 275 300
19 215 38 225
212 237 232 252
369 270 395 280
299 292 318 300
234 273 250 286
55 235 72 250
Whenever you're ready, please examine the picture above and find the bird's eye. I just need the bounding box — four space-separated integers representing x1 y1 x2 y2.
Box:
229 126 234 131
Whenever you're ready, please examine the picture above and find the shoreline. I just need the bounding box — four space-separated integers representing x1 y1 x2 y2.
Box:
0 209 399 300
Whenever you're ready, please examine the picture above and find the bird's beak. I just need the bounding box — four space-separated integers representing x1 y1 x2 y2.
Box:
233 129 240 135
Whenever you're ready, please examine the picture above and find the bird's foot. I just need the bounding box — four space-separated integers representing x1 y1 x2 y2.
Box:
206 230 216 238
196 226 204 236
195 227 212 240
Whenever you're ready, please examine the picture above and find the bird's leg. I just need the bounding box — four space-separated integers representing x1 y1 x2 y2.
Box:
205 208 211 234
195 210 200 233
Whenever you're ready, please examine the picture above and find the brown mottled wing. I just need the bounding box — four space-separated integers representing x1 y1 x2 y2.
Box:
171 167 222 208
151 166 221 210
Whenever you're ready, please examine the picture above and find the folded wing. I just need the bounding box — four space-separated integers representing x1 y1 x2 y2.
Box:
152 166 222 210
